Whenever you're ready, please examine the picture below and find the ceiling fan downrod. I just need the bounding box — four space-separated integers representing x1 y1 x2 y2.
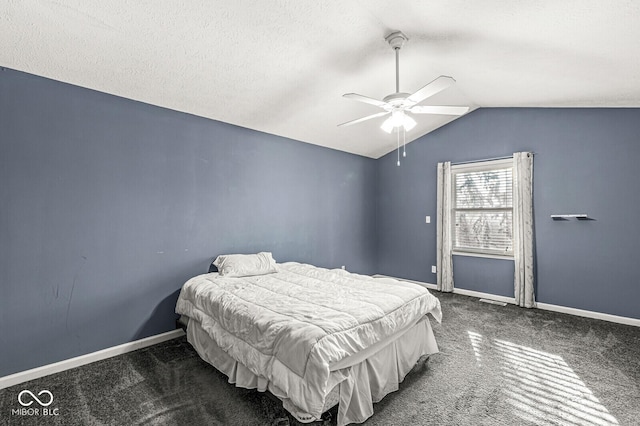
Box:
384 31 409 94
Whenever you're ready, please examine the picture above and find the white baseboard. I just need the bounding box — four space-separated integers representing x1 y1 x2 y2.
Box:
449 287 517 305
373 274 640 327
373 274 438 290
535 302 640 327
0 329 185 390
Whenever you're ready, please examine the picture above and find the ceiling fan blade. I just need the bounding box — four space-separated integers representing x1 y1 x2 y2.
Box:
338 111 390 127
405 76 456 106
409 105 470 115
342 93 389 109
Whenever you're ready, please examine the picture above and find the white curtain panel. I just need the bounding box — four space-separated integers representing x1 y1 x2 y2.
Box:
436 162 454 292
513 152 536 308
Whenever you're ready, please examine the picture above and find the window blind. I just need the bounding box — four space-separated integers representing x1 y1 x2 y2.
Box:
453 166 513 255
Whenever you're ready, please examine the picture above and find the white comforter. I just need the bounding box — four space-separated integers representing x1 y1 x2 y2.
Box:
175 262 442 418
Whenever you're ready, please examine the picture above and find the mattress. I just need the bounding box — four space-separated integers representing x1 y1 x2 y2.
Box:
175 262 442 424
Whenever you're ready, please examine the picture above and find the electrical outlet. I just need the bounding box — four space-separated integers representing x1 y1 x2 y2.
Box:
341 265 345 270
431 265 437 274
425 215 431 223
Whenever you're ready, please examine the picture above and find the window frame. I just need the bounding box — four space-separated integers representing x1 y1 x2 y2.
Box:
451 158 514 260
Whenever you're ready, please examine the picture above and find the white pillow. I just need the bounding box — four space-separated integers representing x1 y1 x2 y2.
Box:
213 252 278 278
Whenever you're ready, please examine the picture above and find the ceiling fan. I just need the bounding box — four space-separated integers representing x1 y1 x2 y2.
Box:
339 31 469 133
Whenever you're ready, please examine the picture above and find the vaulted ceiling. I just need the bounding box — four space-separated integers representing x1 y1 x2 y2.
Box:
2 1 639 158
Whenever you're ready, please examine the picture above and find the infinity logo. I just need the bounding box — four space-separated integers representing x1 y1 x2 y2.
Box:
17 390 54 407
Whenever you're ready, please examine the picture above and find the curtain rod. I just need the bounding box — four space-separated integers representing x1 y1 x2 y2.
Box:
451 152 535 166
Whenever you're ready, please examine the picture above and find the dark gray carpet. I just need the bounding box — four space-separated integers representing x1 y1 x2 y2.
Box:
2 292 639 425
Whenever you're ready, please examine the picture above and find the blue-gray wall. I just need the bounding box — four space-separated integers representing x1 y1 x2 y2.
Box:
0 68 377 376
3 66 639 378
376 108 640 320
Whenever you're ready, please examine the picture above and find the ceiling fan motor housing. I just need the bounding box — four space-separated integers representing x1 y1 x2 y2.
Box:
383 92 411 107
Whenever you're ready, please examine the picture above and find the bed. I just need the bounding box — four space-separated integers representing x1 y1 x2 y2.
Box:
175 253 442 425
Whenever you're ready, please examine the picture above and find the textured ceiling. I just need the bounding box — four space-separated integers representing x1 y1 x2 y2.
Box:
2 1 639 158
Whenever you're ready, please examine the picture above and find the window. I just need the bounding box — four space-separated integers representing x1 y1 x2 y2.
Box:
452 158 513 258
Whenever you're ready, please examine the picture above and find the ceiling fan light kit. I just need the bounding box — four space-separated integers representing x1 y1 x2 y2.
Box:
381 110 416 134
339 30 470 165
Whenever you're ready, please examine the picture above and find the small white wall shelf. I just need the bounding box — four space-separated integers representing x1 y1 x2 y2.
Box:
550 214 589 220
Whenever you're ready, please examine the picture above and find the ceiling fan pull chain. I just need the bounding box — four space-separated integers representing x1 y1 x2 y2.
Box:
403 127 407 157
397 127 401 166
